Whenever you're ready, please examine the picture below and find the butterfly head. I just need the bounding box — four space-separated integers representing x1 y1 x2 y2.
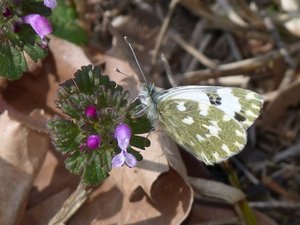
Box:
132 83 163 124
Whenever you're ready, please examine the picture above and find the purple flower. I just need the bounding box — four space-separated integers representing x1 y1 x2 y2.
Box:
23 14 52 39
112 123 137 168
86 134 101 149
85 105 97 118
44 0 57 9
114 123 131 151
112 150 137 168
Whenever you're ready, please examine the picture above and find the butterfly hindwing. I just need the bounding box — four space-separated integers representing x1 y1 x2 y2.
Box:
157 98 247 165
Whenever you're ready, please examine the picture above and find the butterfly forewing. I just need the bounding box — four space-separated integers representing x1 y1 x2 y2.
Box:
158 86 263 129
157 98 247 165
197 86 263 129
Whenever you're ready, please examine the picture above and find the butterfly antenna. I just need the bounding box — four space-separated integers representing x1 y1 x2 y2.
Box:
124 36 148 84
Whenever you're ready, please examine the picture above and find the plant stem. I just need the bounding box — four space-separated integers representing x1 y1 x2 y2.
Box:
222 160 258 225
48 182 94 225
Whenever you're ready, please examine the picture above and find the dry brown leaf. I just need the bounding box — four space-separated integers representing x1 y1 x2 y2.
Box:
69 169 192 225
188 200 279 225
22 188 72 225
262 78 300 127
0 110 50 225
188 177 245 204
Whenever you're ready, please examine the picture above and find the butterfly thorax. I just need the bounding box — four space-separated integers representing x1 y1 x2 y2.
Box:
138 83 164 124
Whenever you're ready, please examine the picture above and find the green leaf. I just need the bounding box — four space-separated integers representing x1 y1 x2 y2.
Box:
65 151 87 175
82 152 109 185
50 0 87 45
23 43 48 62
21 1 52 17
127 116 153 134
56 93 94 120
47 117 82 154
0 25 48 79
0 44 27 80
128 147 143 161
131 135 150 150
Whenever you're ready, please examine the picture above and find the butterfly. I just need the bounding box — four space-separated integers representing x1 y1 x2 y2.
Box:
125 37 264 165
136 83 263 165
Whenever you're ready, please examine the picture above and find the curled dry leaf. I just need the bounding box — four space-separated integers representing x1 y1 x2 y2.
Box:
0 110 50 225
188 177 245 204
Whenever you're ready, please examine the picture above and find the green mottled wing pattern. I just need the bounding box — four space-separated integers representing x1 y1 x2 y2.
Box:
157 99 247 165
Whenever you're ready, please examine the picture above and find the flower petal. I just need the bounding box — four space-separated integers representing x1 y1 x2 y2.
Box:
124 152 137 168
23 14 52 39
44 0 57 9
112 152 125 168
114 123 131 150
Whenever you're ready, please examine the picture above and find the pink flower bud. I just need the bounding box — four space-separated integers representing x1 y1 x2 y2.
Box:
2 7 11 17
86 134 101 149
85 105 97 118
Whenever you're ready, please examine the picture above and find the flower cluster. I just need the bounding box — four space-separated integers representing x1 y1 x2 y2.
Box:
22 0 56 45
1 0 56 44
0 0 57 79
47 65 152 185
82 106 134 164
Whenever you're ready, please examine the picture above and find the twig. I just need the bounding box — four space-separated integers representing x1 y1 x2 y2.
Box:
235 0 262 24
193 217 242 225
261 176 300 201
231 158 260 185
48 182 94 225
161 54 177 87
180 0 271 42
186 33 212 72
169 31 218 69
182 20 205 69
217 0 248 27
272 142 300 162
225 31 242 60
249 201 300 209
253 1 297 88
179 41 300 84
152 0 181 65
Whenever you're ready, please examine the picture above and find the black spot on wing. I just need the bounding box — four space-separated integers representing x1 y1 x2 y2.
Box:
234 112 246 122
208 94 222 106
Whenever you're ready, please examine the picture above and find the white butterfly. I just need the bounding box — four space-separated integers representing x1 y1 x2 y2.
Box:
136 83 263 165
124 37 263 165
